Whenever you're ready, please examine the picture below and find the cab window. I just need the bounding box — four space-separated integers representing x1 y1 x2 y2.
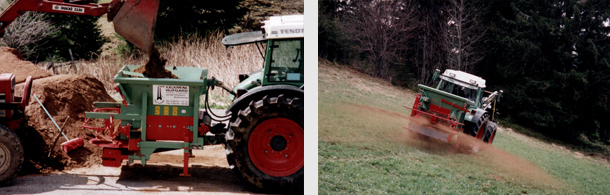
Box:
267 39 304 82
439 79 477 102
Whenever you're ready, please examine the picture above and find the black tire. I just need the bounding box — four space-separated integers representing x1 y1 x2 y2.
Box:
226 94 304 193
482 122 498 143
463 119 488 140
0 125 24 186
462 121 478 137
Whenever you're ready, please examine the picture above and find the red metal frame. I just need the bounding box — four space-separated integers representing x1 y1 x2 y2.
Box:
145 115 194 142
0 74 15 119
82 107 121 131
441 99 472 115
404 105 464 128
179 147 191 176
0 74 31 131
410 94 422 117
82 107 135 152
114 86 128 107
404 97 469 146
0 0 121 34
19 76 32 109
198 123 210 136
101 148 128 167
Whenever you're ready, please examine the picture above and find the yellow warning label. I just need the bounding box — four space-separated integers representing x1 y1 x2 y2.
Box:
172 107 178 116
164 106 169 115
155 106 160 115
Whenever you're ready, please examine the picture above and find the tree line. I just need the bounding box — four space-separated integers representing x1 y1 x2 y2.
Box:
319 0 610 144
0 0 303 62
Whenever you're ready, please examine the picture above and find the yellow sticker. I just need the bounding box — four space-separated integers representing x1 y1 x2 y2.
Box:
164 106 169 115
155 106 160 115
172 107 178 116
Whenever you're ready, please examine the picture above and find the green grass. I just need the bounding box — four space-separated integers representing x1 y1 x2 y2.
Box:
318 59 610 194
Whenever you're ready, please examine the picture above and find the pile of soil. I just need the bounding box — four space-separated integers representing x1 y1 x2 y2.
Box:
15 75 114 174
0 47 51 83
133 47 177 79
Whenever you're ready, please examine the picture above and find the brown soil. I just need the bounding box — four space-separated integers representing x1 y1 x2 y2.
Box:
397 117 465 153
344 102 562 189
15 75 114 174
0 47 51 83
148 145 230 167
399 116 562 189
348 103 410 120
132 47 177 79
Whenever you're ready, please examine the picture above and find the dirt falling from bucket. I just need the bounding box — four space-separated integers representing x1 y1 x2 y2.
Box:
15 75 114 174
133 47 178 79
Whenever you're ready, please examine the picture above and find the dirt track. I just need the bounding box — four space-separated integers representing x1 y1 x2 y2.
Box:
0 145 256 194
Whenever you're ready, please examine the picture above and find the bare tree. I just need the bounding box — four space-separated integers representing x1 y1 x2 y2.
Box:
0 0 58 58
443 0 486 73
339 0 419 79
0 11 58 58
413 0 447 85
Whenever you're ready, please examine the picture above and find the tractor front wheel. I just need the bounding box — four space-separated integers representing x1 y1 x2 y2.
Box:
227 94 304 192
0 125 23 185
482 122 498 143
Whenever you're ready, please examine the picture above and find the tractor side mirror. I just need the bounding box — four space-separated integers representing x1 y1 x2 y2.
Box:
432 69 441 82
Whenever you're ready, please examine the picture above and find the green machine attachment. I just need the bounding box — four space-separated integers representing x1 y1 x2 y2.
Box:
83 65 218 176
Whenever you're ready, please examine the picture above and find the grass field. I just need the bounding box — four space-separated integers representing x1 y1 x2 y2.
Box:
318 58 610 194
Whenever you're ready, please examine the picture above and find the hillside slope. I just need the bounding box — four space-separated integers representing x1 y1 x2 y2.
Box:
318 58 610 194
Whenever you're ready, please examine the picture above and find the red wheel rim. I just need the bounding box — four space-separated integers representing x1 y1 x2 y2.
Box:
248 117 304 177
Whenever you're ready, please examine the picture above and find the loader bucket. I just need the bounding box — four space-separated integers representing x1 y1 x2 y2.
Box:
111 0 160 56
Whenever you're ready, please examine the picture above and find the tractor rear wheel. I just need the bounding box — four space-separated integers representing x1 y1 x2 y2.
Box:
227 94 304 192
0 125 23 186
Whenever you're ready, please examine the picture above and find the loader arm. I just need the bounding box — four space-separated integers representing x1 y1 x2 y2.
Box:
0 0 159 55
0 0 113 35
481 90 503 109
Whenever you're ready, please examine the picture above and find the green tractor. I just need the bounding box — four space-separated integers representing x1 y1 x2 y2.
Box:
405 69 503 152
82 15 303 193
221 15 304 191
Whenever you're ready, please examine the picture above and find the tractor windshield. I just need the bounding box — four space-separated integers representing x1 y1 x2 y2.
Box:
439 79 477 102
266 39 304 82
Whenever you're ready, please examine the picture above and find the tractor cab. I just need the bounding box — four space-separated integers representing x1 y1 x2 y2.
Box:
434 69 486 108
222 15 304 99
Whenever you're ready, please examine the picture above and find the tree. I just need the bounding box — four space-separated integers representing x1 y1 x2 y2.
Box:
408 0 447 86
443 0 486 73
41 14 106 61
0 12 58 58
155 0 246 41
338 0 419 79
318 0 353 62
482 0 610 142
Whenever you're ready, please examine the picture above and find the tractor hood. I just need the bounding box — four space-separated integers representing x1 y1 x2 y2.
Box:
222 31 266 46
